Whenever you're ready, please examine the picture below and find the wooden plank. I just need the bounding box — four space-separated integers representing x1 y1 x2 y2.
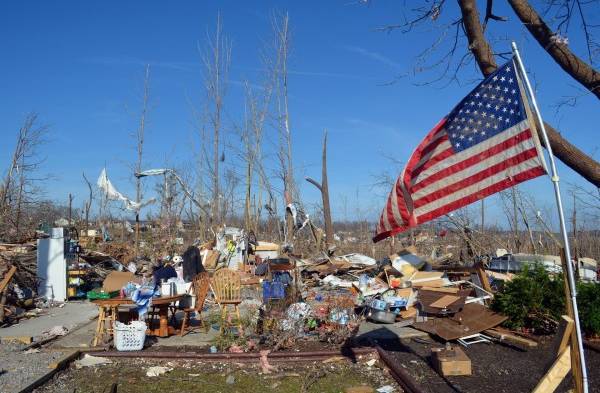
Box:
0 266 17 293
475 262 493 294
419 286 459 294
411 279 445 288
429 295 460 308
559 249 583 393
557 316 574 356
484 329 538 348
1 336 33 345
532 347 571 393
409 271 444 282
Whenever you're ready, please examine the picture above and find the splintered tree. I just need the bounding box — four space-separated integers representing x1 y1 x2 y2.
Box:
82 172 93 231
202 13 231 227
0 113 48 241
306 130 334 248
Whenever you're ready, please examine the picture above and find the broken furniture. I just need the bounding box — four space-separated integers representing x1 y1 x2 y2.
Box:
179 271 211 336
93 303 118 346
212 268 243 333
457 333 493 346
91 295 183 346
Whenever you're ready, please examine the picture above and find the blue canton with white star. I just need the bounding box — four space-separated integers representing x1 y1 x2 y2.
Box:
446 59 526 152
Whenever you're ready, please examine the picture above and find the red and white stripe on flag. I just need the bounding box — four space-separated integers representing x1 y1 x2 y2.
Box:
373 58 547 242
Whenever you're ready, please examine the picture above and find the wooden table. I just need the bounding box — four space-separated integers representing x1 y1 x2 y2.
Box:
91 295 183 346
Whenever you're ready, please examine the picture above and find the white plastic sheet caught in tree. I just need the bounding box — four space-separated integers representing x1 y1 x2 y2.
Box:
97 168 154 212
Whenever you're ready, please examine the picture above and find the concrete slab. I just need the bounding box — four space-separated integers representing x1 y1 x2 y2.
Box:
0 301 97 339
356 322 429 341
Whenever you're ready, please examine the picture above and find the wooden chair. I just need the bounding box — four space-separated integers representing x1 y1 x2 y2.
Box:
211 268 243 334
179 272 211 336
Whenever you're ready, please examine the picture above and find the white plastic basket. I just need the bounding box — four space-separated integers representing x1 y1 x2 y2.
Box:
113 320 147 351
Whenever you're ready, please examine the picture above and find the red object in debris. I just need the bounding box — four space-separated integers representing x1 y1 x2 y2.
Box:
439 229 447 237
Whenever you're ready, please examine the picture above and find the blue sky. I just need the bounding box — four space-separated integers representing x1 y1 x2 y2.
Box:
1 1 598 229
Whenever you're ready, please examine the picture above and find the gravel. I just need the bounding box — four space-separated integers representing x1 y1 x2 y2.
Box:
0 341 66 393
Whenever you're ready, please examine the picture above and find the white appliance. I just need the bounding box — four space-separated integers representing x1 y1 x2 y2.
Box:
37 228 68 302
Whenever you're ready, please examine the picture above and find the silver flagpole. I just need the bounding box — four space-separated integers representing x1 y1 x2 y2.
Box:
511 41 588 393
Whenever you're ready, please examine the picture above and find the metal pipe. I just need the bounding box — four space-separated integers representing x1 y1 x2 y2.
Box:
512 41 588 393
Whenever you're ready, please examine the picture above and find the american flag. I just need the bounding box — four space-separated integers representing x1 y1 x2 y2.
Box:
374 58 547 242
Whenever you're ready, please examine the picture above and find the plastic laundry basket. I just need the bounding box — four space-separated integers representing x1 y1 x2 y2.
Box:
113 321 147 351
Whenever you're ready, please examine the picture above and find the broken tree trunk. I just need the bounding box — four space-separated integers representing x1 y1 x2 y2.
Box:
507 0 600 100
457 0 600 188
305 130 334 247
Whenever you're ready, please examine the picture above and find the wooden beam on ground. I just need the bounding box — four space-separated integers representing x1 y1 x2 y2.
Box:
484 328 538 348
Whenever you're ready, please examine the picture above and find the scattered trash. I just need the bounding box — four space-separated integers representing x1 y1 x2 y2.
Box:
259 350 276 374
42 325 68 337
366 359 377 367
146 366 172 377
75 354 113 368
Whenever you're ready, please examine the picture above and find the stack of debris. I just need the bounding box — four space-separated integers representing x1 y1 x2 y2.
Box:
0 242 38 325
292 245 515 348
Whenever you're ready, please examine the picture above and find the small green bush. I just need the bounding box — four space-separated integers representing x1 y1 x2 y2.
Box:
576 282 600 337
491 264 565 332
492 264 600 337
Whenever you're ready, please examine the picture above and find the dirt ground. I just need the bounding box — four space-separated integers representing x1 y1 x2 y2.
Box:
375 334 600 393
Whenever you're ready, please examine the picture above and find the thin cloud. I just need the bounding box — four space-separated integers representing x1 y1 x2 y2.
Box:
227 79 264 90
288 69 373 80
82 56 199 72
344 117 398 134
233 65 373 81
341 45 402 70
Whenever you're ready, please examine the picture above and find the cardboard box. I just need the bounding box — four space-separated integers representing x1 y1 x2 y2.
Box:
431 346 472 376
102 271 136 292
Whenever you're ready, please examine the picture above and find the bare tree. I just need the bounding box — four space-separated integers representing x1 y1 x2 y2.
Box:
0 113 48 241
458 0 600 187
372 0 600 187
269 12 300 242
240 77 274 231
201 13 231 227
134 64 150 256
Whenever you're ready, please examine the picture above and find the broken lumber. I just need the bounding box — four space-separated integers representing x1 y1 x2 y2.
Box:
484 328 538 348
0 265 17 323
